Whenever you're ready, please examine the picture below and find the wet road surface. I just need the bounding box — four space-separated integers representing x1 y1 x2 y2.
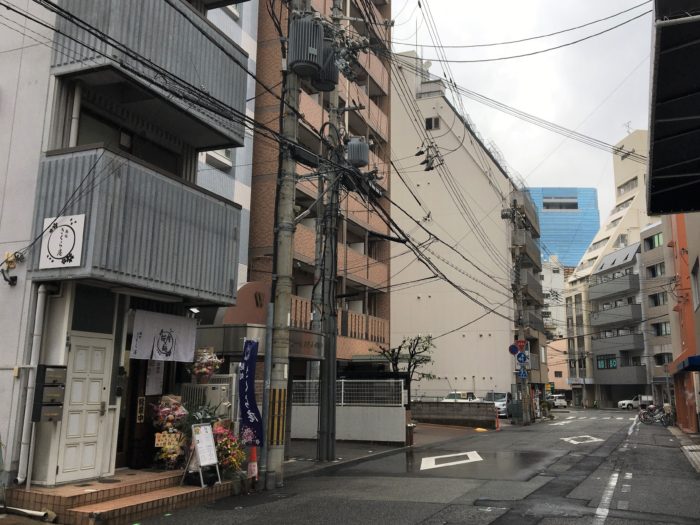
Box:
142 409 700 525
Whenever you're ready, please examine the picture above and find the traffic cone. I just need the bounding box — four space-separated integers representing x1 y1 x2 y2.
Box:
247 446 258 481
495 406 501 432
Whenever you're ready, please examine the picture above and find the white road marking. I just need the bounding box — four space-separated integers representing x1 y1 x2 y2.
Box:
549 420 573 426
624 472 633 480
628 417 639 435
615 417 623 420
566 416 576 420
420 451 483 470
589 417 598 420
621 484 631 493
628 417 636 421
602 417 611 420
561 435 604 445
594 470 620 524
578 416 587 419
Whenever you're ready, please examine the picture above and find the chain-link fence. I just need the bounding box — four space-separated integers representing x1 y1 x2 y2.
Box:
292 380 404 406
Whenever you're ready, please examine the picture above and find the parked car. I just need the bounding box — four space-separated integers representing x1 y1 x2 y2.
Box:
483 392 509 417
441 391 481 402
617 395 653 410
547 394 568 408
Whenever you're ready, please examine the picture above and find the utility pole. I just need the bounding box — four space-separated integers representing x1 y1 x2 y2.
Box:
503 198 531 425
267 0 304 487
317 0 344 462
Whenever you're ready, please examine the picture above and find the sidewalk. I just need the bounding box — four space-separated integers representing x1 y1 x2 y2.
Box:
668 426 700 472
284 422 480 478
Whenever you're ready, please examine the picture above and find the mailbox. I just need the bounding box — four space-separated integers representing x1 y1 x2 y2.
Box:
32 365 67 423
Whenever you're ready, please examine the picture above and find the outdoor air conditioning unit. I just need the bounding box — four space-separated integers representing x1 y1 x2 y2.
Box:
181 374 236 421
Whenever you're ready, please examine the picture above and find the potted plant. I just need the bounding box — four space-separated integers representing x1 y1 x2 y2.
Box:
189 348 224 383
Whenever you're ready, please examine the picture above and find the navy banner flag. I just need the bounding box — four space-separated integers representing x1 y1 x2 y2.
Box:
239 339 263 446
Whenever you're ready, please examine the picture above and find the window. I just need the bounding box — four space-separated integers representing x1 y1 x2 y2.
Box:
644 232 664 251
613 197 634 214
654 353 673 366
588 237 610 252
597 355 618 369
617 177 638 196
652 322 671 336
607 218 622 230
649 292 668 307
647 262 666 278
542 197 578 210
692 258 700 311
554 371 563 378
613 234 628 248
553 268 560 274
425 117 440 130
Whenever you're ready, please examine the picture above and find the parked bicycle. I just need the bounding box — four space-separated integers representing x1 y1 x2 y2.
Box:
639 404 672 427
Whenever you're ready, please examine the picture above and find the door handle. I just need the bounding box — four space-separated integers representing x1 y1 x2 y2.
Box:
100 401 106 416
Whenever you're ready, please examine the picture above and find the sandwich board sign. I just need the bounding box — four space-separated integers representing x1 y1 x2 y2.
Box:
182 423 221 487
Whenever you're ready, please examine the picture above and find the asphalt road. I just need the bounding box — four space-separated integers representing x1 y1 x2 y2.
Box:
143 409 700 525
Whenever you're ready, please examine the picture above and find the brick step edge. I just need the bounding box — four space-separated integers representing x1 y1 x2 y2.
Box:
65 481 238 525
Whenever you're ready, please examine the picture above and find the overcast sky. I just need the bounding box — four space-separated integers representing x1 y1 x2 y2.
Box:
390 0 653 225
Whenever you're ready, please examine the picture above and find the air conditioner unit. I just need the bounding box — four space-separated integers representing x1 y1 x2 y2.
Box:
181 374 236 421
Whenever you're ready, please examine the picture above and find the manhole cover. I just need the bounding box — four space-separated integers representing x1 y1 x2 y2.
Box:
98 478 122 484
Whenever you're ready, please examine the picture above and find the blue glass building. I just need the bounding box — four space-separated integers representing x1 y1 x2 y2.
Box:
528 188 600 267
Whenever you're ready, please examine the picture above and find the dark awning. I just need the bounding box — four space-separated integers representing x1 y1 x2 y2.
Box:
648 0 700 214
677 355 700 372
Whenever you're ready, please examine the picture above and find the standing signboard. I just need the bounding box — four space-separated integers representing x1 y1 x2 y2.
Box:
182 423 221 487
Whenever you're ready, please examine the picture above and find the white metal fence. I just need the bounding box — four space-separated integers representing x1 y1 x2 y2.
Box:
292 380 404 406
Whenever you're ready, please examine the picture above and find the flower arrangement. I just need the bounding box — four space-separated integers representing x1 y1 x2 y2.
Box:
152 398 188 431
155 435 186 469
213 424 246 472
189 348 224 383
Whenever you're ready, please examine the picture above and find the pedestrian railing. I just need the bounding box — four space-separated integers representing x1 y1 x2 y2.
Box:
292 379 404 406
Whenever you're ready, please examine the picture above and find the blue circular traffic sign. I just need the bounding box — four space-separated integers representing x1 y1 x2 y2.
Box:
508 344 519 355
516 352 528 364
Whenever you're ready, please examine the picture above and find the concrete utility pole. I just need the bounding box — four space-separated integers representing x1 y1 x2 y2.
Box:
267 0 304 487
504 198 531 425
317 0 344 462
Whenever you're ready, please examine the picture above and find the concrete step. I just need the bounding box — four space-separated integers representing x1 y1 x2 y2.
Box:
66 482 236 525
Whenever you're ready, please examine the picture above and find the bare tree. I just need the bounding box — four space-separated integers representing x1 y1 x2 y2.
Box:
374 335 435 408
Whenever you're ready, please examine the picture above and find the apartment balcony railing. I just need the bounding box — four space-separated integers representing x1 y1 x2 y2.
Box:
290 295 389 345
340 245 389 288
353 88 389 141
589 274 640 301
52 0 248 147
590 304 643 327
512 229 542 271
520 308 544 334
513 190 541 237
357 51 390 95
591 333 644 353
29 146 240 304
521 269 544 306
593 365 647 385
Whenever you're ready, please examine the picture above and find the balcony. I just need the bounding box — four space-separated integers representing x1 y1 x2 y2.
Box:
589 274 640 301
351 88 389 141
29 147 240 304
356 52 390 95
513 190 540 237
590 304 642 327
52 0 248 148
339 245 389 288
594 365 648 385
521 269 544 305
521 308 544 334
591 333 644 353
512 229 542 271
290 295 388 345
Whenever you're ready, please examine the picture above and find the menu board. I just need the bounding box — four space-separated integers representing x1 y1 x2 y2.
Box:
192 423 218 467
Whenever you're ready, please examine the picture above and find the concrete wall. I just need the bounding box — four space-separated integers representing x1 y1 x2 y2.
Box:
410 402 497 429
291 405 406 443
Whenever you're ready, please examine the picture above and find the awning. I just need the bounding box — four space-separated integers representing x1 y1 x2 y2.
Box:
677 355 700 372
648 0 700 214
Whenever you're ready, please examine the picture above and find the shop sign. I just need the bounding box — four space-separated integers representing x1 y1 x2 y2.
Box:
238 339 263 446
39 214 85 269
130 310 196 362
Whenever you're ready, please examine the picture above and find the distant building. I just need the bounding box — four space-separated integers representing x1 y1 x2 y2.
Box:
541 256 566 340
528 187 600 268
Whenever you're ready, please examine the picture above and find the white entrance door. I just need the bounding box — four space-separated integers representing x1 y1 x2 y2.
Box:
56 335 113 483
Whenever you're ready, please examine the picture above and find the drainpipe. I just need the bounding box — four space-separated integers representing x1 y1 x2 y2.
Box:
16 284 50 486
68 83 82 147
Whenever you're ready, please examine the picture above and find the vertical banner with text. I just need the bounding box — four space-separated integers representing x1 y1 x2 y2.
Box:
238 339 263 446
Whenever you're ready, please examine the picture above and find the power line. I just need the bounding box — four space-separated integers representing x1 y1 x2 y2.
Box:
391 1 651 48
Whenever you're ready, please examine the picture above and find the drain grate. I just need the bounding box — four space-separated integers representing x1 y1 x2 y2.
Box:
74 483 92 487
97 478 122 484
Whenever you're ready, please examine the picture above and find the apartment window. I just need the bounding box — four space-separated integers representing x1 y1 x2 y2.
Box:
425 117 440 130
617 177 638 196
554 371 563 378
543 197 578 210
652 322 671 336
613 233 628 248
607 217 622 230
597 354 617 369
654 353 673 366
649 292 668 307
644 232 664 251
552 268 560 274
613 198 634 214
588 237 609 252
691 258 700 311
647 262 666 278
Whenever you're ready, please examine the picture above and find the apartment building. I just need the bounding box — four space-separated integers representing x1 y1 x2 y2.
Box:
541 256 566 340
529 187 600 268
219 0 394 378
587 243 646 407
0 0 247 487
565 130 652 407
389 52 547 399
